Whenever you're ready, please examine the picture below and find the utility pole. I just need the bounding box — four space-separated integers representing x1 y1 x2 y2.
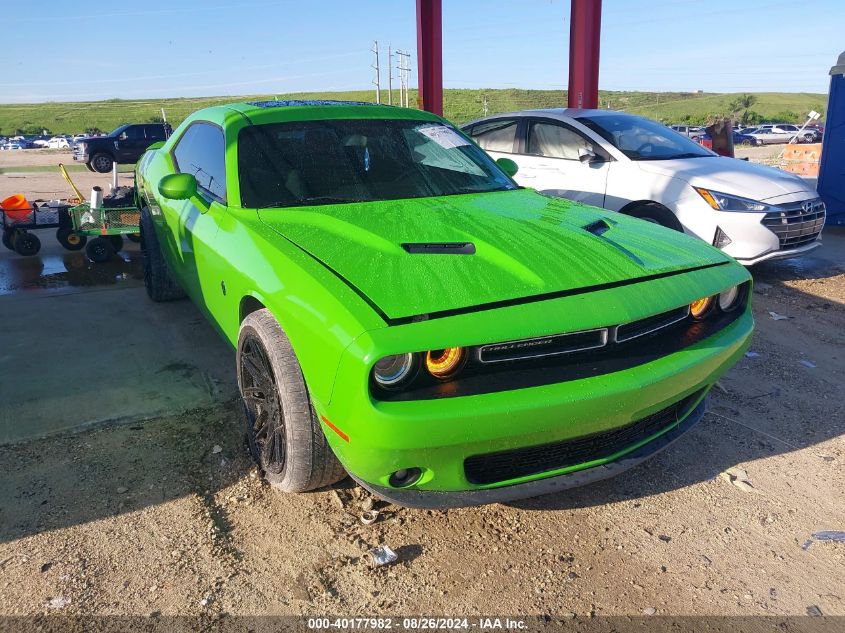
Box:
397 50 405 107
482 94 488 116
371 40 381 104
396 50 411 107
387 44 393 105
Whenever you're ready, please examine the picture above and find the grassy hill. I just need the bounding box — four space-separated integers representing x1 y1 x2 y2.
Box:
0 89 827 136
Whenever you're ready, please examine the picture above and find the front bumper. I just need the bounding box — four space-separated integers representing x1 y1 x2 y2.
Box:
319 266 753 507
353 396 708 508
674 194 824 266
735 239 821 265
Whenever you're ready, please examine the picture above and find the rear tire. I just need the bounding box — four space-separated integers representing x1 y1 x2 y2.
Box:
56 227 86 251
624 203 684 232
139 206 186 302
86 236 113 263
14 231 40 256
237 309 346 493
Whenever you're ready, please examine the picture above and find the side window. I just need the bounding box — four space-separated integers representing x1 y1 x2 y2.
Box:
173 123 226 201
527 121 592 160
469 119 517 153
146 125 166 141
122 126 144 140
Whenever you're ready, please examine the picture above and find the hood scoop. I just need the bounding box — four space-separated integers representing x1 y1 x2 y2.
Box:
583 218 612 236
401 242 476 255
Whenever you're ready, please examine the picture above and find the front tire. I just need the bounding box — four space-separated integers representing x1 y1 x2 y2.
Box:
90 153 114 173
85 236 113 263
139 207 186 302
237 309 345 493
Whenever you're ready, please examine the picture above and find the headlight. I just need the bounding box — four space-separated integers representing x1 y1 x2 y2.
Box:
690 296 714 320
425 347 467 379
694 187 771 212
718 285 741 312
372 353 416 388
77 142 86 152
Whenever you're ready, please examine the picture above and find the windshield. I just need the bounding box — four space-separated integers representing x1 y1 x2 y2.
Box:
576 114 714 161
237 119 517 208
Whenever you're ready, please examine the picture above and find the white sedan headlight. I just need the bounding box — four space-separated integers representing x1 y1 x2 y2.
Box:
694 187 771 212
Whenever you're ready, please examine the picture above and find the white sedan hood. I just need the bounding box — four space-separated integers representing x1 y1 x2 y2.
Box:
636 156 815 202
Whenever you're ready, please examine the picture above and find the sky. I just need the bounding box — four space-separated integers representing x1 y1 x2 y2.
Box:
0 0 841 103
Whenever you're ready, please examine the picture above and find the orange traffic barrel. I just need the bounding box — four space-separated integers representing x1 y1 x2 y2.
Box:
1 194 33 222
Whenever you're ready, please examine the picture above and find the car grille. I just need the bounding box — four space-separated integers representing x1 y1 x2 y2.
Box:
762 199 825 250
463 389 705 485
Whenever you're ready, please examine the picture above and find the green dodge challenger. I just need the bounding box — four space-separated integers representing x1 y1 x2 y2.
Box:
135 100 753 508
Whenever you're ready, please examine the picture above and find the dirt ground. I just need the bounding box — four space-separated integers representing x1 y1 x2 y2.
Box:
0 151 843 622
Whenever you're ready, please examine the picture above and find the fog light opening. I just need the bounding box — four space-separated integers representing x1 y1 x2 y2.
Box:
713 226 732 249
388 467 422 488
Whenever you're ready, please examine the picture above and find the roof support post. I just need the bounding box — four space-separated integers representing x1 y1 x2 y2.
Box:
568 0 602 109
416 0 443 115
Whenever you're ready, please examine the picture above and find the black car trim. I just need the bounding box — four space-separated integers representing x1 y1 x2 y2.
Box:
401 242 476 255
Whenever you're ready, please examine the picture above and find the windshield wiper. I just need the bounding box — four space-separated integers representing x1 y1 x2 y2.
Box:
259 196 361 209
299 195 362 206
455 184 515 194
259 201 293 209
667 153 712 159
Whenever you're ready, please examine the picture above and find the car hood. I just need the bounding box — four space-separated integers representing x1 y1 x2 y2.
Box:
258 189 730 320
636 156 814 201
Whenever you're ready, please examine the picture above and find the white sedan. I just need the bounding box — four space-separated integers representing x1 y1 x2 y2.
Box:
46 137 71 149
462 109 824 265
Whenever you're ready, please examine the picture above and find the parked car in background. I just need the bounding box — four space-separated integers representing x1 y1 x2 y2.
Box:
1 141 24 150
670 125 705 139
74 123 171 172
46 137 71 149
696 131 761 147
463 109 825 265
744 124 815 144
135 99 753 507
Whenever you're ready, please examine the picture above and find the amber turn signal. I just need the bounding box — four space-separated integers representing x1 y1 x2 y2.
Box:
690 296 714 320
425 347 466 379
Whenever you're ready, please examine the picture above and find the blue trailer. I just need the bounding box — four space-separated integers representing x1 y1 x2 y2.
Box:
818 51 845 226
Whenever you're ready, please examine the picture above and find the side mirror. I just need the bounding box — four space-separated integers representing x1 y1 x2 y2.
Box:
578 147 598 163
496 157 519 177
158 173 197 200
118 132 128 141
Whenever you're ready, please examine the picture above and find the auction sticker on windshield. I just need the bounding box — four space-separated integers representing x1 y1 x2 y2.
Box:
417 124 471 149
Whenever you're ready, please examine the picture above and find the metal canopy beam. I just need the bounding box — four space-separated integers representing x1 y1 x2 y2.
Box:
416 0 443 115
568 0 602 109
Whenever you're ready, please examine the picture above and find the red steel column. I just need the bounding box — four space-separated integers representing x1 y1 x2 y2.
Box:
568 0 602 109
416 0 443 115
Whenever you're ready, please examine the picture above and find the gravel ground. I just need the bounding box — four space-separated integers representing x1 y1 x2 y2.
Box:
0 150 842 622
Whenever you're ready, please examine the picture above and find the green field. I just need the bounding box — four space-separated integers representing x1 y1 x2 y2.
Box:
0 89 827 135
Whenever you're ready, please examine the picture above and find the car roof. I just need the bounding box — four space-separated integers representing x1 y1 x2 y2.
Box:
175 100 443 129
462 108 634 127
